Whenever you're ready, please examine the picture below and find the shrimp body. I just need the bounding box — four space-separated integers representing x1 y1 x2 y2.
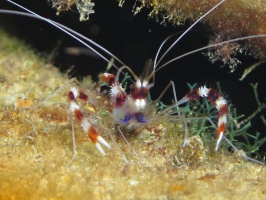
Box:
2 0 265 165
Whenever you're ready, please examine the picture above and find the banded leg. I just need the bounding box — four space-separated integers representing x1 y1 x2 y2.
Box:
177 86 228 151
68 87 111 155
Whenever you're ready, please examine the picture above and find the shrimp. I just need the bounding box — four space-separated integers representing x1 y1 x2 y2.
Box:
1 0 265 165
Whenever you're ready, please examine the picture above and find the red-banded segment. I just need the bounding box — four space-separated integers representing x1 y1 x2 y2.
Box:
185 86 228 150
68 87 111 155
99 73 116 86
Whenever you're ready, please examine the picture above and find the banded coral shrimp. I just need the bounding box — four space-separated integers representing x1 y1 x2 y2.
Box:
1 0 265 166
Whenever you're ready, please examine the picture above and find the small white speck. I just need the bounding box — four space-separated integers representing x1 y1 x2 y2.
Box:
129 180 139 186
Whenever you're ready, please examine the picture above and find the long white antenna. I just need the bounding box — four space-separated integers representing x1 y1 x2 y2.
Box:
4 0 125 69
156 34 266 72
154 0 225 70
